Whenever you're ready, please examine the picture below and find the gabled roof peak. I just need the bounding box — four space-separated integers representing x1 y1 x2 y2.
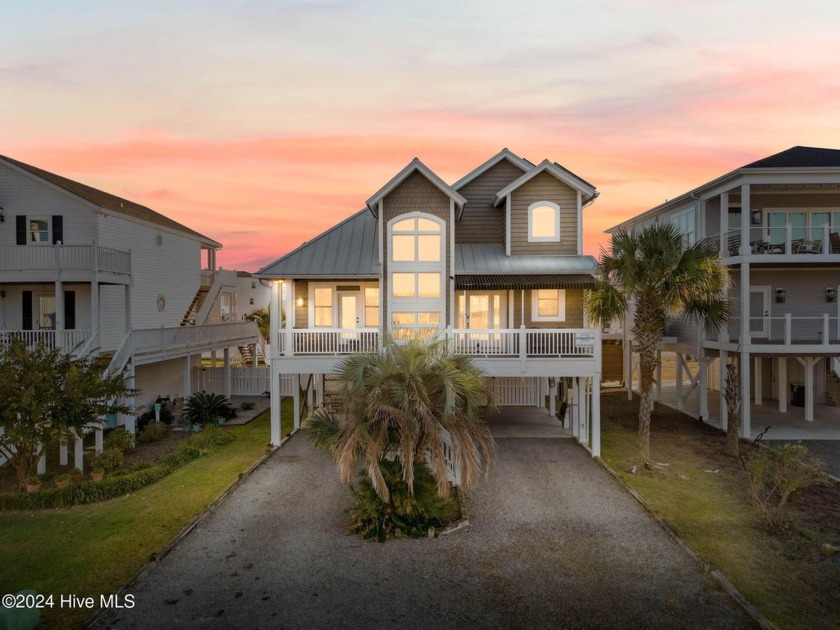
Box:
492 159 597 206
452 148 532 191
365 157 466 216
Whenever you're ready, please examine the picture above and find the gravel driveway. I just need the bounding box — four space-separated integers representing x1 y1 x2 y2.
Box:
94 428 752 629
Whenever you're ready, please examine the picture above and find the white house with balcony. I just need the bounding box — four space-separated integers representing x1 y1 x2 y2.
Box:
0 154 258 470
256 149 603 457
609 146 840 439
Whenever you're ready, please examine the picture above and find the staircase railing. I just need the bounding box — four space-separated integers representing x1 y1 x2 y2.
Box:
106 330 134 377
195 269 236 325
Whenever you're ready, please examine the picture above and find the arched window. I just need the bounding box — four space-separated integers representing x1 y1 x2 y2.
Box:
388 213 445 336
528 201 560 242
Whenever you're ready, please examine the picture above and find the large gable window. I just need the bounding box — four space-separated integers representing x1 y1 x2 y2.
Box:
388 213 445 335
528 201 560 242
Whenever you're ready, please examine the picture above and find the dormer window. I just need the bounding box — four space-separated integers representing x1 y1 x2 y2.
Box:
528 202 560 242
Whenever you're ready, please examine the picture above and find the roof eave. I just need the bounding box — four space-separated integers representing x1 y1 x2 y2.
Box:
491 160 596 206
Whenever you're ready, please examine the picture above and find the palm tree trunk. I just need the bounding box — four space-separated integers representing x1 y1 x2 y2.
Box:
636 334 658 465
724 361 741 457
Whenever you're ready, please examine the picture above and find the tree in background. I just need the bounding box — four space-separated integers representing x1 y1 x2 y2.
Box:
585 223 728 466
0 339 130 487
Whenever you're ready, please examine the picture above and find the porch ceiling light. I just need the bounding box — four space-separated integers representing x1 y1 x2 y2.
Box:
775 288 786 303
827 288 837 303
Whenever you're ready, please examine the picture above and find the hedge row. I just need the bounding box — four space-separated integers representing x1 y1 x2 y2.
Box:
0 426 236 511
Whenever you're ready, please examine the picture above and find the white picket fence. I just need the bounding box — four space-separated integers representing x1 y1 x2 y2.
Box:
195 367 293 396
491 377 539 406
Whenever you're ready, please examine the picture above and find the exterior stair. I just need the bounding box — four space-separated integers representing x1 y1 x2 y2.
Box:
181 287 209 326
322 373 343 413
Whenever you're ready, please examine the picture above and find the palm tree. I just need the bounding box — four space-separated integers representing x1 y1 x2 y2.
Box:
244 306 272 342
585 223 728 466
305 333 496 501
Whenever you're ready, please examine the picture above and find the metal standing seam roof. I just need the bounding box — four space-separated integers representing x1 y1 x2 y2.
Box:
256 209 381 278
455 243 597 274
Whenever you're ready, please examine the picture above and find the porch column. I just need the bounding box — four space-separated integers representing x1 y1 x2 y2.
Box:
571 378 579 439
284 280 294 356
562 378 572 429
74 433 84 470
95 424 104 453
655 350 662 398
675 352 684 410
182 355 192 399
37 448 46 475
223 348 231 398
754 357 762 405
579 378 589 447
803 357 817 422
270 280 281 357
59 440 68 466
91 282 100 339
125 364 136 434
307 375 314 416
719 350 729 431
591 375 601 458
549 379 556 417
698 354 709 421
719 192 729 258
740 350 751 437
293 379 301 431
778 357 787 412
270 371 281 447
54 280 64 348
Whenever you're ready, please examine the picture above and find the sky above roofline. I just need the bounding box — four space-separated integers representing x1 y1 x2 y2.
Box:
3 0 839 270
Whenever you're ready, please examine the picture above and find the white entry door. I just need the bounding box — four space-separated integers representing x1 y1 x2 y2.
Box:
339 293 358 340
749 286 770 338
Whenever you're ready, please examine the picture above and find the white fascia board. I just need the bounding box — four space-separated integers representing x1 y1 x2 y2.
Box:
492 160 596 206
365 158 466 216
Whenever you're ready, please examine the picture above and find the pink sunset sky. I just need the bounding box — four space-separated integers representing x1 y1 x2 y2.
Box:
3 1 840 271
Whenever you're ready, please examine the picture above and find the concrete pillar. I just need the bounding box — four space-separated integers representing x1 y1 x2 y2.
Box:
720 350 729 431
591 375 601 458
182 356 192 399
223 348 231 398
699 354 709 421
74 435 84 470
59 441 68 466
675 352 684 410
740 350 751 438
778 357 787 412
754 357 762 405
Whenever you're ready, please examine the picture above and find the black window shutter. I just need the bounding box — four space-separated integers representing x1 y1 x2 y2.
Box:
16 216 27 245
64 291 76 330
22 291 33 330
52 216 64 244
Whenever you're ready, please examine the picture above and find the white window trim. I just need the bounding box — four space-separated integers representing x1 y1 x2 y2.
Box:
307 281 379 329
531 289 566 322
527 201 560 243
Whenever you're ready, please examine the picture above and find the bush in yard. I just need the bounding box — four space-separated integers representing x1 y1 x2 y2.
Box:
0 339 130 488
347 459 458 542
104 428 135 454
182 392 237 426
746 442 830 529
87 448 123 473
137 422 170 444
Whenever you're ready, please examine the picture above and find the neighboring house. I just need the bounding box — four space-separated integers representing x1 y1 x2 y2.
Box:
235 271 271 318
256 149 603 457
0 155 258 467
609 146 840 436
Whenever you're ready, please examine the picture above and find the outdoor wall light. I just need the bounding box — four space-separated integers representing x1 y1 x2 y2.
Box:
751 209 762 225
296 296 306 308
776 288 786 303
827 288 837 303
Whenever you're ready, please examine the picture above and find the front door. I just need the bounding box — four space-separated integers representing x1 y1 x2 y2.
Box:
459 292 505 332
339 293 358 340
749 286 770 338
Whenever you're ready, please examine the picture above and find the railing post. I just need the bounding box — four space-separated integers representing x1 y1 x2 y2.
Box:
784 313 792 345
824 224 831 254
785 224 792 255
824 313 830 347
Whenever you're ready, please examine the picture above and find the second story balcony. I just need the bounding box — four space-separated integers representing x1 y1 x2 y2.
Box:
708 225 840 262
0 243 131 282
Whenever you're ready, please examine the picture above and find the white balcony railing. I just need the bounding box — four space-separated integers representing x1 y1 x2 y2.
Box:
276 327 597 359
0 329 91 352
738 315 840 345
707 225 840 258
0 244 131 274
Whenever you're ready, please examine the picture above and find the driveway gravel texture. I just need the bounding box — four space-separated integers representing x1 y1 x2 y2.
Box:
95 432 753 629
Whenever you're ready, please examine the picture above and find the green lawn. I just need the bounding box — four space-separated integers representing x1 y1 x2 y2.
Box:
600 390 840 629
0 399 294 630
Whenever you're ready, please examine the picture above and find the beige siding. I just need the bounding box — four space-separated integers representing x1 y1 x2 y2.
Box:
510 288 585 328
456 160 525 244
510 172 578 255
294 280 309 328
382 172 452 326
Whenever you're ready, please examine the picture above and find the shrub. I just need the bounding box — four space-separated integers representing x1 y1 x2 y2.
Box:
104 429 135 454
347 459 458 542
137 422 170 444
137 406 175 431
182 392 237 426
88 448 123 473
240 401 255 411
746 442 830 529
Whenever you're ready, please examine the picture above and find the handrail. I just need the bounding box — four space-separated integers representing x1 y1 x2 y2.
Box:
106 330 134 377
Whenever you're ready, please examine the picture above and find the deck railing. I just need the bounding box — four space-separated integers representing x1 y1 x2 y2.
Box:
706 225 840 258
276 327 597 359
132 322 258 357
0 244 131 274
741 315 840 345
0 329 91 351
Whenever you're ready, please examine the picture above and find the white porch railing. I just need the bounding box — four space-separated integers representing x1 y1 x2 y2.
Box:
0 329 91 352
276 327 597 358
0 244 131 274
742 315 840 345
707 225 840 258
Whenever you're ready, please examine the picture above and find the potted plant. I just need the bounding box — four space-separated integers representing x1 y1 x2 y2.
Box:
55 472 72 489
87 449 122 480
25 475 42 493
68 467 83 482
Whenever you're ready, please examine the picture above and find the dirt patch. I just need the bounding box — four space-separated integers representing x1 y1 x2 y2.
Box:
122 429 189 467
